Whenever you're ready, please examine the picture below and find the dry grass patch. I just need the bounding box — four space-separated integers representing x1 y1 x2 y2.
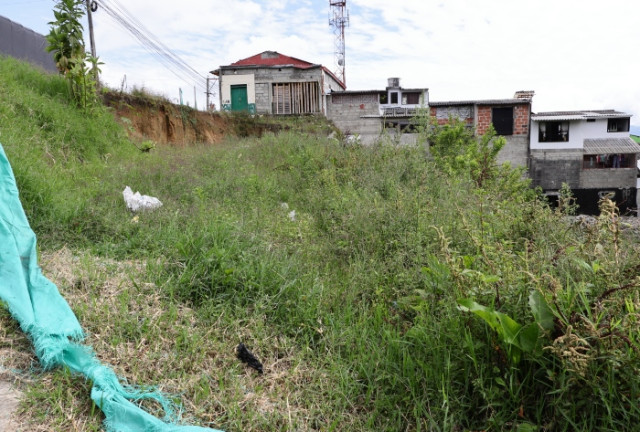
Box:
3 247 335 431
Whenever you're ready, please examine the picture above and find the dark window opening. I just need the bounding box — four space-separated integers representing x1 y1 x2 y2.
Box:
390 92 398 104
403 92 420 105
583 153 635 169
587 119 596 122
539 121 569 142
379 93 388 104
384 121 417 133
607 117 630 132
492 107 513 136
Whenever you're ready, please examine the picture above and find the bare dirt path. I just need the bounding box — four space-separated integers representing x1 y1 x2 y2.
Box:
0 380 20 431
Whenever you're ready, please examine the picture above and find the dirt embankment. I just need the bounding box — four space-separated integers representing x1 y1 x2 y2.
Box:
103 91 230 146
102 91 282 146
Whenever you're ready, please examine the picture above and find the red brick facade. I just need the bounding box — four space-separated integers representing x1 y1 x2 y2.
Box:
430 103 530 136
477 104 530 136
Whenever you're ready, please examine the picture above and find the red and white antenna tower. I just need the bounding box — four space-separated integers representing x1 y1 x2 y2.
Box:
329 1 349 87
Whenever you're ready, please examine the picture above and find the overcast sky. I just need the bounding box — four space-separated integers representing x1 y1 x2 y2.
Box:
3 0 640 123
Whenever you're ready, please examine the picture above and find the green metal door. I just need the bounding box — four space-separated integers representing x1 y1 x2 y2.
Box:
230 85 248 112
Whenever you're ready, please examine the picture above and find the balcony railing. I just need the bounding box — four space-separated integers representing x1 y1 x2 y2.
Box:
381 106 419 117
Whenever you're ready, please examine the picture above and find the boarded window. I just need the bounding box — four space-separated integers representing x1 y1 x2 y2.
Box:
272 82 320 114
492 107 513 136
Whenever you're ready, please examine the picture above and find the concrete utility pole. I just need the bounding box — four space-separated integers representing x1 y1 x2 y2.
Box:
86 0 99 86
86 0 97 58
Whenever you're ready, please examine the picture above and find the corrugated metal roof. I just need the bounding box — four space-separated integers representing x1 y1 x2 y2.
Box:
216 51 346 89
230 51 314 68
330 89 385 95
430 98 529 107
583 138 640 154
532 110 631 121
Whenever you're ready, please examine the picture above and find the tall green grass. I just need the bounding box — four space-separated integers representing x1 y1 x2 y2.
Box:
3 56 640 431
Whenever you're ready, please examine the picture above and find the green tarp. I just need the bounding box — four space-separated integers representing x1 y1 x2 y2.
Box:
0 143 222 432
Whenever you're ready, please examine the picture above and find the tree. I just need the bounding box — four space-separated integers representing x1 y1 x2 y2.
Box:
427 117 506 188
46 0 102 110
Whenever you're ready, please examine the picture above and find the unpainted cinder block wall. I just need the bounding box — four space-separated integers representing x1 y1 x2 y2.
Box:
327 93 384 143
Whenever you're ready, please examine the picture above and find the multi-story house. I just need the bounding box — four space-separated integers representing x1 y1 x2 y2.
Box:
529 110 640 213
429 91 534 167
327 78 429 145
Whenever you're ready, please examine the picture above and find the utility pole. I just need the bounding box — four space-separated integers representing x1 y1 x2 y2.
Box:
86 0 98 85
206 77 210 111
86 0 97 58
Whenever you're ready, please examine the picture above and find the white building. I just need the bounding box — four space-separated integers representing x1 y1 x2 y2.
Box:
529 110 640 213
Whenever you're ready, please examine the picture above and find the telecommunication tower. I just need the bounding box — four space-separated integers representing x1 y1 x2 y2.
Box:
329 1 349 86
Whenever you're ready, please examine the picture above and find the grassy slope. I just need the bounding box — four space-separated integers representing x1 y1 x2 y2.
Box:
2 56 640 431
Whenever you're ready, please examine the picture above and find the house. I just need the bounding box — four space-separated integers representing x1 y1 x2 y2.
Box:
529 110 640 214
327 77 429 144
428 91 534 167
211 51 345 115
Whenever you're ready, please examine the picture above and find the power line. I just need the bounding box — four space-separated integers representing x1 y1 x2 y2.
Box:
95 0 208 93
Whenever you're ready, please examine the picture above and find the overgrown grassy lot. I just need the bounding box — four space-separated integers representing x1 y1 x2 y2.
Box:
2 56 640 431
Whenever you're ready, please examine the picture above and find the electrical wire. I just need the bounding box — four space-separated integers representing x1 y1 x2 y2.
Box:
96 0 208 93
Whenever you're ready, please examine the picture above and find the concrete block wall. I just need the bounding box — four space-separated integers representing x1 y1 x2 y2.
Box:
429 106 474 126
221 67 325 114
254 83 271 114
327 93 383 139
580 168 637 189
529 150 582 189
497 136 528 167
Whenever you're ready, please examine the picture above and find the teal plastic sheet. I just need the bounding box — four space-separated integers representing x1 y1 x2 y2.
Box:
0 143 222 432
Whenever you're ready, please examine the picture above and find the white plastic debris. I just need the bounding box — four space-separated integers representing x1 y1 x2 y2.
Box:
122 186 163 212
288 210 296 222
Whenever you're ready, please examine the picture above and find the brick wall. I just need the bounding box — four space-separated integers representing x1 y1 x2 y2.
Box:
476 104 529 135
514 105 530 135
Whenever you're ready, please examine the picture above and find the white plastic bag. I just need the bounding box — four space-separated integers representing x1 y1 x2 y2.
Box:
122 186 163 212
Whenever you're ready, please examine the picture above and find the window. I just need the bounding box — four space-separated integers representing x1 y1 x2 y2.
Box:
492 107 513 135
539 121 569 142
379 93 388 104
402 92 420 105
390 92 398 104
583 153 635 169
607 117 630 132
384 120 417 133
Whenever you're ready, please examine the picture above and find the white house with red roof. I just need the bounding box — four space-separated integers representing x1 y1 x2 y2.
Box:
211 51 345 115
